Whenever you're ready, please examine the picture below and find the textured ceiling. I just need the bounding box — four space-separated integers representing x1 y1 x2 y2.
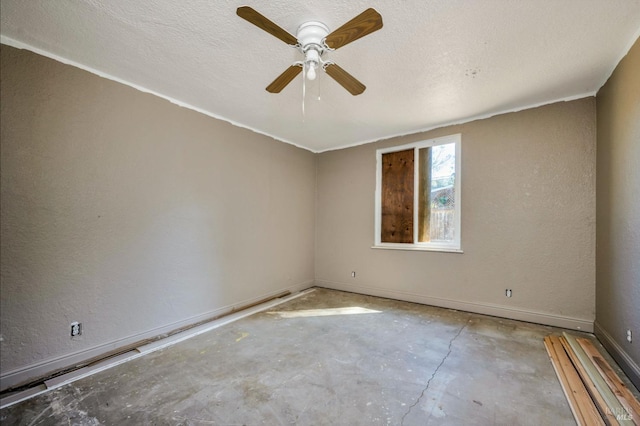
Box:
1 1 640 152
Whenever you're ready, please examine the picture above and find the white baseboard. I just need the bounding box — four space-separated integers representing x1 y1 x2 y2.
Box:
594 321 640 390
0 281 314 393
315 280 594 332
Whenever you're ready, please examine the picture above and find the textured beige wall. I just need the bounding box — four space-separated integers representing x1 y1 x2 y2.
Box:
595 37 640 377
316 99 596 329
0 45 315 385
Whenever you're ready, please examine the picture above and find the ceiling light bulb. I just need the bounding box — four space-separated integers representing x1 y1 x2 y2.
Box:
307 63 317 80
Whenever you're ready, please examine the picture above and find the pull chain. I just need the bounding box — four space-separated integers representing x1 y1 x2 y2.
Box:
302 63 306 120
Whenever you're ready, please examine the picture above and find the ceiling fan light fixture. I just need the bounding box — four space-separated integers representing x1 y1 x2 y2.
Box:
306 63 317 80
304 48 320 80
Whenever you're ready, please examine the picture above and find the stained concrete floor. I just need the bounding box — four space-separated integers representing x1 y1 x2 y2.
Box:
2 288 637 425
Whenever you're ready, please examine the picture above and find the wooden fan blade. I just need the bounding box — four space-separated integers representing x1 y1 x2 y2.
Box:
266 65 303 93
324 63 366 95
237 6 298 45
325 8 383 50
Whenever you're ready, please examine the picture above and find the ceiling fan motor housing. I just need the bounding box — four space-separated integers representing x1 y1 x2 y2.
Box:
297 21 330 57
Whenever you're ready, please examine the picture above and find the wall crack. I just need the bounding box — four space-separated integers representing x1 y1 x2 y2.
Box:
400 319 469 425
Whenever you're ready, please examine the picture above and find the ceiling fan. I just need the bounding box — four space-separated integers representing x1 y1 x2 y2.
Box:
236 6 383 96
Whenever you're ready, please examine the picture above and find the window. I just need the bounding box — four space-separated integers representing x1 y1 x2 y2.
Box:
374 134 461 252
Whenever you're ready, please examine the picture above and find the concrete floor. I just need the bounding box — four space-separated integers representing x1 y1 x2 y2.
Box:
1 288 635 425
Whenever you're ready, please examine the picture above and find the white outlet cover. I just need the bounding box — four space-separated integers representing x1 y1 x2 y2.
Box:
70 322 81 337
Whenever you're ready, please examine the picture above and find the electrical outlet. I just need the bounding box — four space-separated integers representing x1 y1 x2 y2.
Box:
505 289 512 297
627 329 632 343
351 271 356 278
70 322 82 337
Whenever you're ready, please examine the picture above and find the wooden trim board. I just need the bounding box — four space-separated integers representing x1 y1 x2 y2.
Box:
577 337 640 424
544 335 605 425
560 336 620 425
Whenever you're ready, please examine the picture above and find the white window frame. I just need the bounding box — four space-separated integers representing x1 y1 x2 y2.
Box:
373 133 462 253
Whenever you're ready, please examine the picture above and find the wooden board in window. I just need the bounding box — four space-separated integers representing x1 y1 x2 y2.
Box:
381 149 414 243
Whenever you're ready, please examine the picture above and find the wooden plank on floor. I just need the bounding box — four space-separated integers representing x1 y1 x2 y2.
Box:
544 335 605 426
564 333 632 426
560 336 620 426
577 337 640 425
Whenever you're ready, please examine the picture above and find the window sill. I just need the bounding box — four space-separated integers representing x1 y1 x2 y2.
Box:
371 245 463 253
